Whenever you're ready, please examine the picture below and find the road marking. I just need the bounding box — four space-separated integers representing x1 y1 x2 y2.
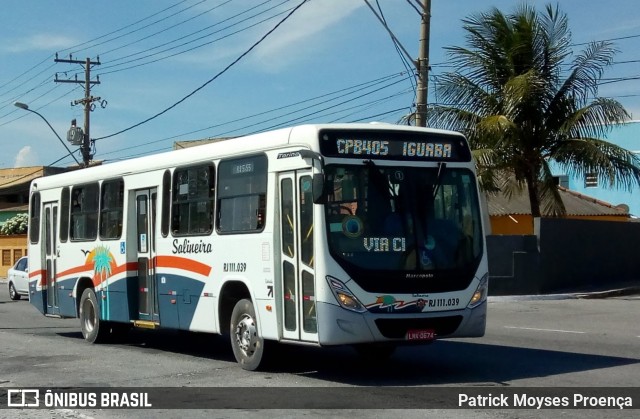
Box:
504 326 585 334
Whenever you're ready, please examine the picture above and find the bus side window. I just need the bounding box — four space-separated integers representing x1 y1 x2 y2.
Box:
299 176 314 267
280 178 294 257
161 170 171 237
29 192 41 244
60 187 70 242
100 179 124 240
70 183 99 241
216 154 267 234
171 164 215 236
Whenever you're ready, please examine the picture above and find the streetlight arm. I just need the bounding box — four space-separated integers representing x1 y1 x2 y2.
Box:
14 102 82 166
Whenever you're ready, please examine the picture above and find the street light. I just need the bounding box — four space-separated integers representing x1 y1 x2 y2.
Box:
14 102 82 167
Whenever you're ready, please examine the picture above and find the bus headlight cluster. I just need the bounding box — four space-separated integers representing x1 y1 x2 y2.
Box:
467 273 489 308
326 276 367 313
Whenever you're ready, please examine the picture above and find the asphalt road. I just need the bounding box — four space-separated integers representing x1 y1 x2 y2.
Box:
0 281 638 418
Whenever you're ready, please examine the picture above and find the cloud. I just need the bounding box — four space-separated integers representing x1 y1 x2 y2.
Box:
251 0 363 68
14 146 39 167
2 34 77 53
176 0 364 70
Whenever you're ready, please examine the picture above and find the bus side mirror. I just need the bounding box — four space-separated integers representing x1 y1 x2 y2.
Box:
312 174 326 204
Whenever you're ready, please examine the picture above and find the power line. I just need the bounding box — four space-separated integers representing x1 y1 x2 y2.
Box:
97 0 245 59
0 57 55 94
64 0 204 57
0 85 82 128
571 33 640 47
97 1 293 76
97 72 411 160
6 1 640 149
94 0 310 141
0 1 197 99
374 0 416 97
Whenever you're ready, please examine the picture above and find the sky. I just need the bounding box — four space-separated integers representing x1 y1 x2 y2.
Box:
1 0 640 168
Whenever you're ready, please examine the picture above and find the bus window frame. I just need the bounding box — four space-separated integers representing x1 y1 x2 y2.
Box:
70 182 100 242
171 163 215 237
59 187 70 243
29 192 41 244
99 178 125 241
216 154 268 235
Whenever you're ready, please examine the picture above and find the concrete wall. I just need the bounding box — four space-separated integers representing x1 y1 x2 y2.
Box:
487 235 540 295
488 218 640 295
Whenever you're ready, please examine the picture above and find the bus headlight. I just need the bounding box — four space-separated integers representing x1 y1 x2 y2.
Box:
467 273 489 308
326 276 367 313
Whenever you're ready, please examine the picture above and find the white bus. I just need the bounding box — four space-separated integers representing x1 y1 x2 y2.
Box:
28 123 488 370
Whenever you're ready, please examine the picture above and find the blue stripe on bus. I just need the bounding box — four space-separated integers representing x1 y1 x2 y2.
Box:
30 273 207 331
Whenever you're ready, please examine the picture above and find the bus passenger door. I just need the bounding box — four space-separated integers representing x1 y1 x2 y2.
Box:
135 189 159 323
43 202 59 315
278 171 318 342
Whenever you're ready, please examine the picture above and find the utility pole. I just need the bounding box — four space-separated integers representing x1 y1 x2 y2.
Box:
54 54 102 167
362 0 431 126
415 0 431 127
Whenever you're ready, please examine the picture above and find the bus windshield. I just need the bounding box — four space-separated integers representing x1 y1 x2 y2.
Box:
323 163 483 293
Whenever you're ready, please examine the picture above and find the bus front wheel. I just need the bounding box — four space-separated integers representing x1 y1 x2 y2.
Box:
230 299 265 371
79 288 108 344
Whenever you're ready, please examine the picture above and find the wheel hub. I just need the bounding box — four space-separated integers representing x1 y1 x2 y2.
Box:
82 298 96 333
235 314 257 354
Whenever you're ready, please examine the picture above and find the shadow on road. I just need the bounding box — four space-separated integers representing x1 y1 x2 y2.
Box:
54 328 640 386
259 340 640 386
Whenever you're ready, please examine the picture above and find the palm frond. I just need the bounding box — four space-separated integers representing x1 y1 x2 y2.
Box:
552 137 640 190
433 3 634 217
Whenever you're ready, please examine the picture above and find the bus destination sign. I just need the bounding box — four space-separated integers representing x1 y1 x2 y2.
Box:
319 129 471 162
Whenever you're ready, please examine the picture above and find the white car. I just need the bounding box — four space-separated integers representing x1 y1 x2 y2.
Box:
8 256 29 300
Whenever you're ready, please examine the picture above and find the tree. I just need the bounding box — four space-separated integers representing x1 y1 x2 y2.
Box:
427 3 640 216
0 213 28 235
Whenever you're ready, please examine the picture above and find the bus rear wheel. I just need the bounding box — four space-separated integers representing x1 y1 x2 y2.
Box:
79 288 108 344
230 299 265 371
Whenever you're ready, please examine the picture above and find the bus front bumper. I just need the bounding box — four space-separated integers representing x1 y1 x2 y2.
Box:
316 300 487 346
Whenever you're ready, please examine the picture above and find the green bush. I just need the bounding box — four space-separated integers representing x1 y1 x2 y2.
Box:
0 213 28 235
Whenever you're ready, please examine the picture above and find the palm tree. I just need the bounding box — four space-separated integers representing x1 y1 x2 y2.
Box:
427 3 640 217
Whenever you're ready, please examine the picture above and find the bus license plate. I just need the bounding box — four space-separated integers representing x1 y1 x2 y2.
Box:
407 329 435 341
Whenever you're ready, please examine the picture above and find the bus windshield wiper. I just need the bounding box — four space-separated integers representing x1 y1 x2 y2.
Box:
432 162 446 197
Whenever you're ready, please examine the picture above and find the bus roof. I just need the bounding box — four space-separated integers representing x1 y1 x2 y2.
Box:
30 123 466 190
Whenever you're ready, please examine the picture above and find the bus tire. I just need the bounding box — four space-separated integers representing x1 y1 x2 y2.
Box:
230 299 265 371
79 288 108 344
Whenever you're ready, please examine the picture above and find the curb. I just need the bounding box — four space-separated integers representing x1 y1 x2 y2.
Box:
489 286 640 301
574 286 640 299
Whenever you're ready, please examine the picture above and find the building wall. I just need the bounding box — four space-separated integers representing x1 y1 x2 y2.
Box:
490 215 533 235
0 234 27 277
490 214 630 235
551 121 640 216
